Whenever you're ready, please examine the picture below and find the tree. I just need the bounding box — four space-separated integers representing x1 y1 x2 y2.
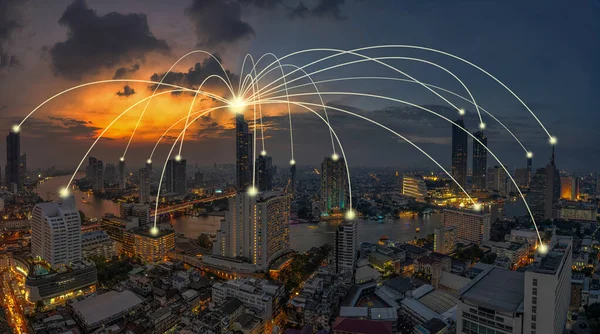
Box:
197 234 212 248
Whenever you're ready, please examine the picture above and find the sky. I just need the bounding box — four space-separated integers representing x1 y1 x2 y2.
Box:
0 0 598 173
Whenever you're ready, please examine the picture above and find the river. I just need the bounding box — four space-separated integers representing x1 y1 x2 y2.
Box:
36 175 526 253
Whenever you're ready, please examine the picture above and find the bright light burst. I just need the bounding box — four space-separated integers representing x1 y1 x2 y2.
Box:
17 45 557 246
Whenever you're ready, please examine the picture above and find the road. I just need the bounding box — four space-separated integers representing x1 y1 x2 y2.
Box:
151 192 235 216
0 269 28 333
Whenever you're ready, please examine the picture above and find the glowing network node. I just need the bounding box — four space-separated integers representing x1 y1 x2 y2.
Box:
175 155 182 162
538 243 548 254
247 186 258 196
458 108 465 116
472 203 482 212
290 159 296 165
261 150 267 156
549 136 557 145
59 187 70 198
527 152 533 159
119 157 125 162
345 210 357 220
150 227 159 236
479 122 486 130
11 125 20 133
229 97 247 114
331 153 340 161
147 159 152 164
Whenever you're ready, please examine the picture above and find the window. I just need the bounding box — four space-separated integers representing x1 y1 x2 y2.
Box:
532 315 536 321
532 306 537 313
532 288 537 295
532 323 536 329
532 297 537 304
533 279 538 286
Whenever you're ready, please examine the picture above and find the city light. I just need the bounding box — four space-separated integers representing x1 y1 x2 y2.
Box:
59 187 70 198
11 125 20 133
527 151 533 159
150 227 159 236
229 97 247 114
119 157 125 162
479 122 486 129
261 150 267 156
147 159 152 164
175 155 182 162
345 210 356 220
550 136 558 145
472 203 482 212
247 186 259 196
290 159 296 165
331 153 339 161
538 243 549 255
458 108 465 116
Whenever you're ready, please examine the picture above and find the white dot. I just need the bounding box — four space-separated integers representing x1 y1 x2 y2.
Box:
247 186 258 196
11 125 20 133
473 203 482 212
345 210 356 220
147 159 152 164
526 152 533 159
175 155 182 162
479 123 486 130
538 243 548 254
549 136 557 145
119 157 125 162
290 159 296 165
458 108 465 116
150 227 159 236
59 188 70 198
261 150 267 156
331 153 339 161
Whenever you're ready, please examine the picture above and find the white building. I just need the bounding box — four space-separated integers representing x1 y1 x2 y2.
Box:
457 267 524 334
212 192 290 271
402 175 428 202
31 195 82 267
523 236 572 334
334 220 358 273
211 277 284 320
81 230 116 259
434 226 456 255
443 208 490 244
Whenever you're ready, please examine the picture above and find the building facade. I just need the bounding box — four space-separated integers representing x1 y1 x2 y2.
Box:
443 208 490 244
321 156 349 215
402 175 428 202
472 130 487 191
433 227 456 255
5 130 20 191
451 118 468 193
334 220 358 273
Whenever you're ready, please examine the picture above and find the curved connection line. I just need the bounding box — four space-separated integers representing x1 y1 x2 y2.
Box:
149 105 231 162
252 56 483 128
151 98 354 227
241 49 469 123
17 79 228 129
264 76 529 154
179 74 233 157
122 50 235 159
246 45 551 139
265 93 543 244
64 89 186 192
240 55 266 153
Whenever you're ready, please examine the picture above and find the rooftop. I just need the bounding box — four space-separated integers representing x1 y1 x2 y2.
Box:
71 290 144 326
460 267 524 313
332 317 393 334
384 277 413 294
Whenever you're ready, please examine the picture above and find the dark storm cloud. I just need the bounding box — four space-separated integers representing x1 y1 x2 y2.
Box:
289 0 347 19
0 0 27 68
116 85 136 97
113 64 140 79
149 55 238 92
186 0 255 48
50 0 169 80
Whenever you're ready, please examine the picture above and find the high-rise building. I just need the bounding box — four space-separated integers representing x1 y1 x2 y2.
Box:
165 158 187 195
31 195 82 267
443 208 491 244
139 166 151 204
118 159 126 190
434 226 457 254
487 166 507 195
523 236 572 334
560 176 580 200
194 171 203 188
321 157 348 215
86 157 104 191
236 113 253 192
451 118 468 193
81 230 116 260
289 163 296 196
5 130 20 192
124 228 175 263
544 148 560 219
19 153 26 186
515 167 530 190
120 203 150 228
257 155 273 192
472 130 487 191
334 220 358 273
531 148 560 221
104 163 116 183
402 174 428 202
212 192 291 271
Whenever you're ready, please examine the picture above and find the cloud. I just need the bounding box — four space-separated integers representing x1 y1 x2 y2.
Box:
50 0 169 80
149 55 237 92
186 0 254 48
289 0 347 19
116 85 136 97
113 63 140 79
0 0 28 68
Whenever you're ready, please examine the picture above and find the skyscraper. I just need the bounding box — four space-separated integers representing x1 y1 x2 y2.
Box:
321 157 348 215
118 159 126 190
487 165 507 195
529 147 560 221
19 153 26 187
212 192 290 271
560 176 580 200
334 220 358 273
31 195 82 267
451 118 468 193
544 147 560 219
194 171 204 188
472 130 487 191
94 160 104 192
104 163 116 183
165 158 187 195
289 163 296 196
236 113 253 192
257 155 273 192
139 166 151 204
5 130 20 192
